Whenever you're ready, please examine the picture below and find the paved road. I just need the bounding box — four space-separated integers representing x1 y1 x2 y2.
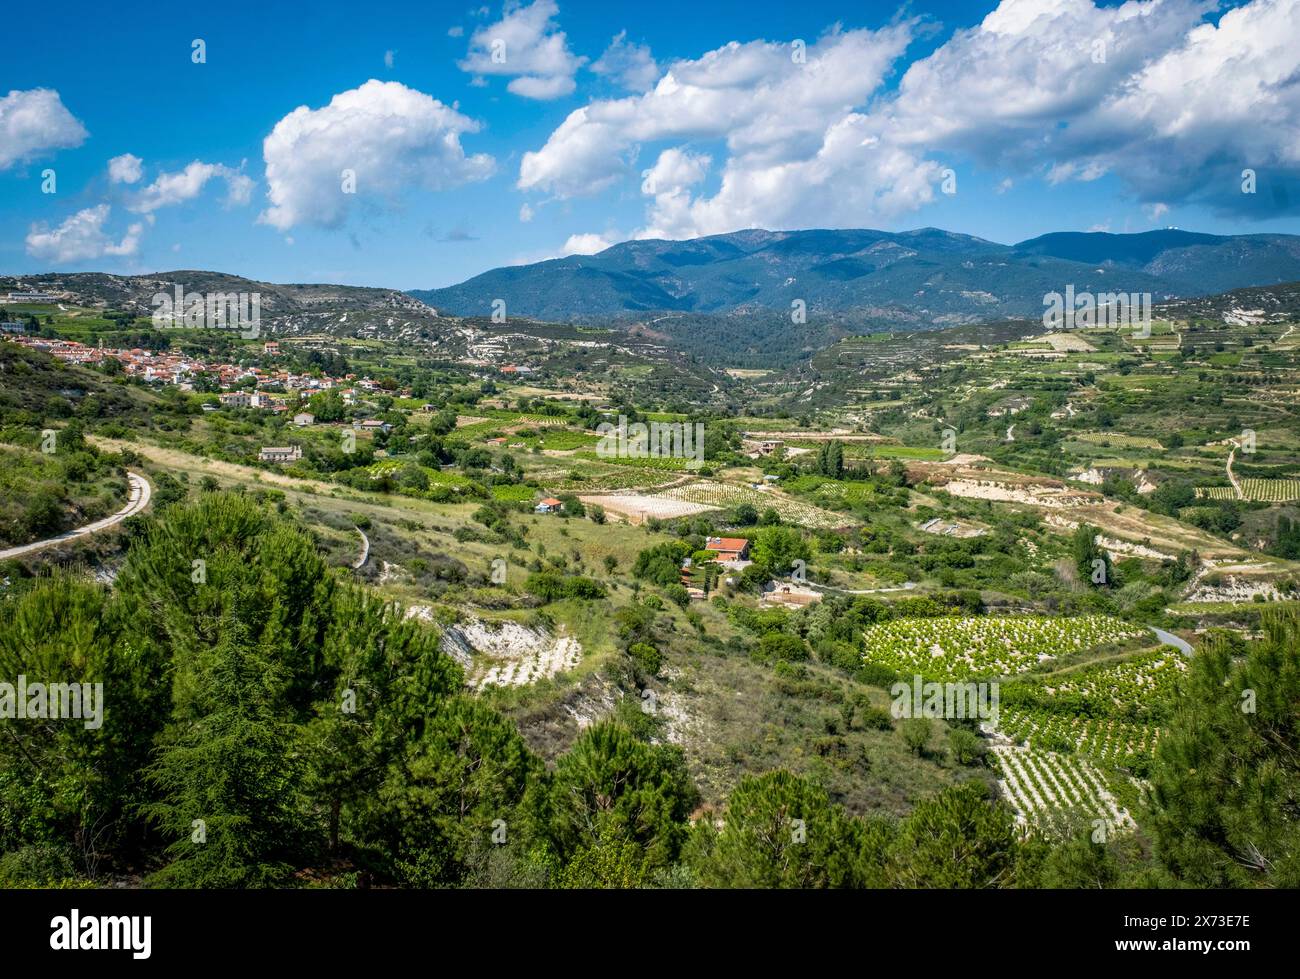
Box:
1150 626 1194 656
807 580 917 595
0 471 151 561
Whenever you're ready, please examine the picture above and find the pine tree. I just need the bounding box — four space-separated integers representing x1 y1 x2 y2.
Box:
367 696 543 887
888 781 1019 888
690 769 890 888
550 723 697 876
1148 608 1300 887
143 614 314 888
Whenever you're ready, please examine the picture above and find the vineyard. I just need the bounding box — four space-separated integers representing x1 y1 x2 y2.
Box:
449 412 570 442
572 451 702 472
993 648 1185 767
540 466 683 493
861 615 1144 681
1196 478 1300 502
991 745 1133 829
783 476 899 510
997 709 1161 766
506 413 569 427
655 481 847 529
1034 650 1187 717
447 419 509 441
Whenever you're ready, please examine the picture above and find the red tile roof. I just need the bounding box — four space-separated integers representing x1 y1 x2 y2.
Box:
706 537 750 552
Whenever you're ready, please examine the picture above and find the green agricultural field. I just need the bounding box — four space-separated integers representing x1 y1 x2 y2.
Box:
518 428 600 451
490 484 537 503
538 465 682 493
1072 432 1165 450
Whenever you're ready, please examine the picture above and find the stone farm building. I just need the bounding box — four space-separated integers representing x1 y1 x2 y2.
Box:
259 445 302 463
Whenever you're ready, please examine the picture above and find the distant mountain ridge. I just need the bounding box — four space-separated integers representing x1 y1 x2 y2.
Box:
411 228 1300 327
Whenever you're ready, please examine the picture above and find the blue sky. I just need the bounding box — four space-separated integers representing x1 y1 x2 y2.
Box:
3 0 1297 288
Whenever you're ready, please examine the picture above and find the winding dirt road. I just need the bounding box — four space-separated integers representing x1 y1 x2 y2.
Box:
0 471 151 561
1226 444 1244 500
351 525 370 569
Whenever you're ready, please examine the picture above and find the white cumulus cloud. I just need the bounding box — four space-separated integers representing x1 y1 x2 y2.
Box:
458 0 586 100
0 88 88 170
108 153 144 184
591 30 659 91
520 0 1300 239
25 205 143 263
519 24 922 236
842 0 1300 214
562 232 614 255
259 79 494 231
130 160 254 213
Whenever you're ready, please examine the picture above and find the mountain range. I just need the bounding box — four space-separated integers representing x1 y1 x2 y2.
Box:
410 228 1300 327
8 228 1300 360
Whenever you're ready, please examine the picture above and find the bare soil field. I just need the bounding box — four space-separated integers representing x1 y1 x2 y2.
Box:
578 492 718 524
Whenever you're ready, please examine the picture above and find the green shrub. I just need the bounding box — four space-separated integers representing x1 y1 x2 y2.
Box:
628 642 662 676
